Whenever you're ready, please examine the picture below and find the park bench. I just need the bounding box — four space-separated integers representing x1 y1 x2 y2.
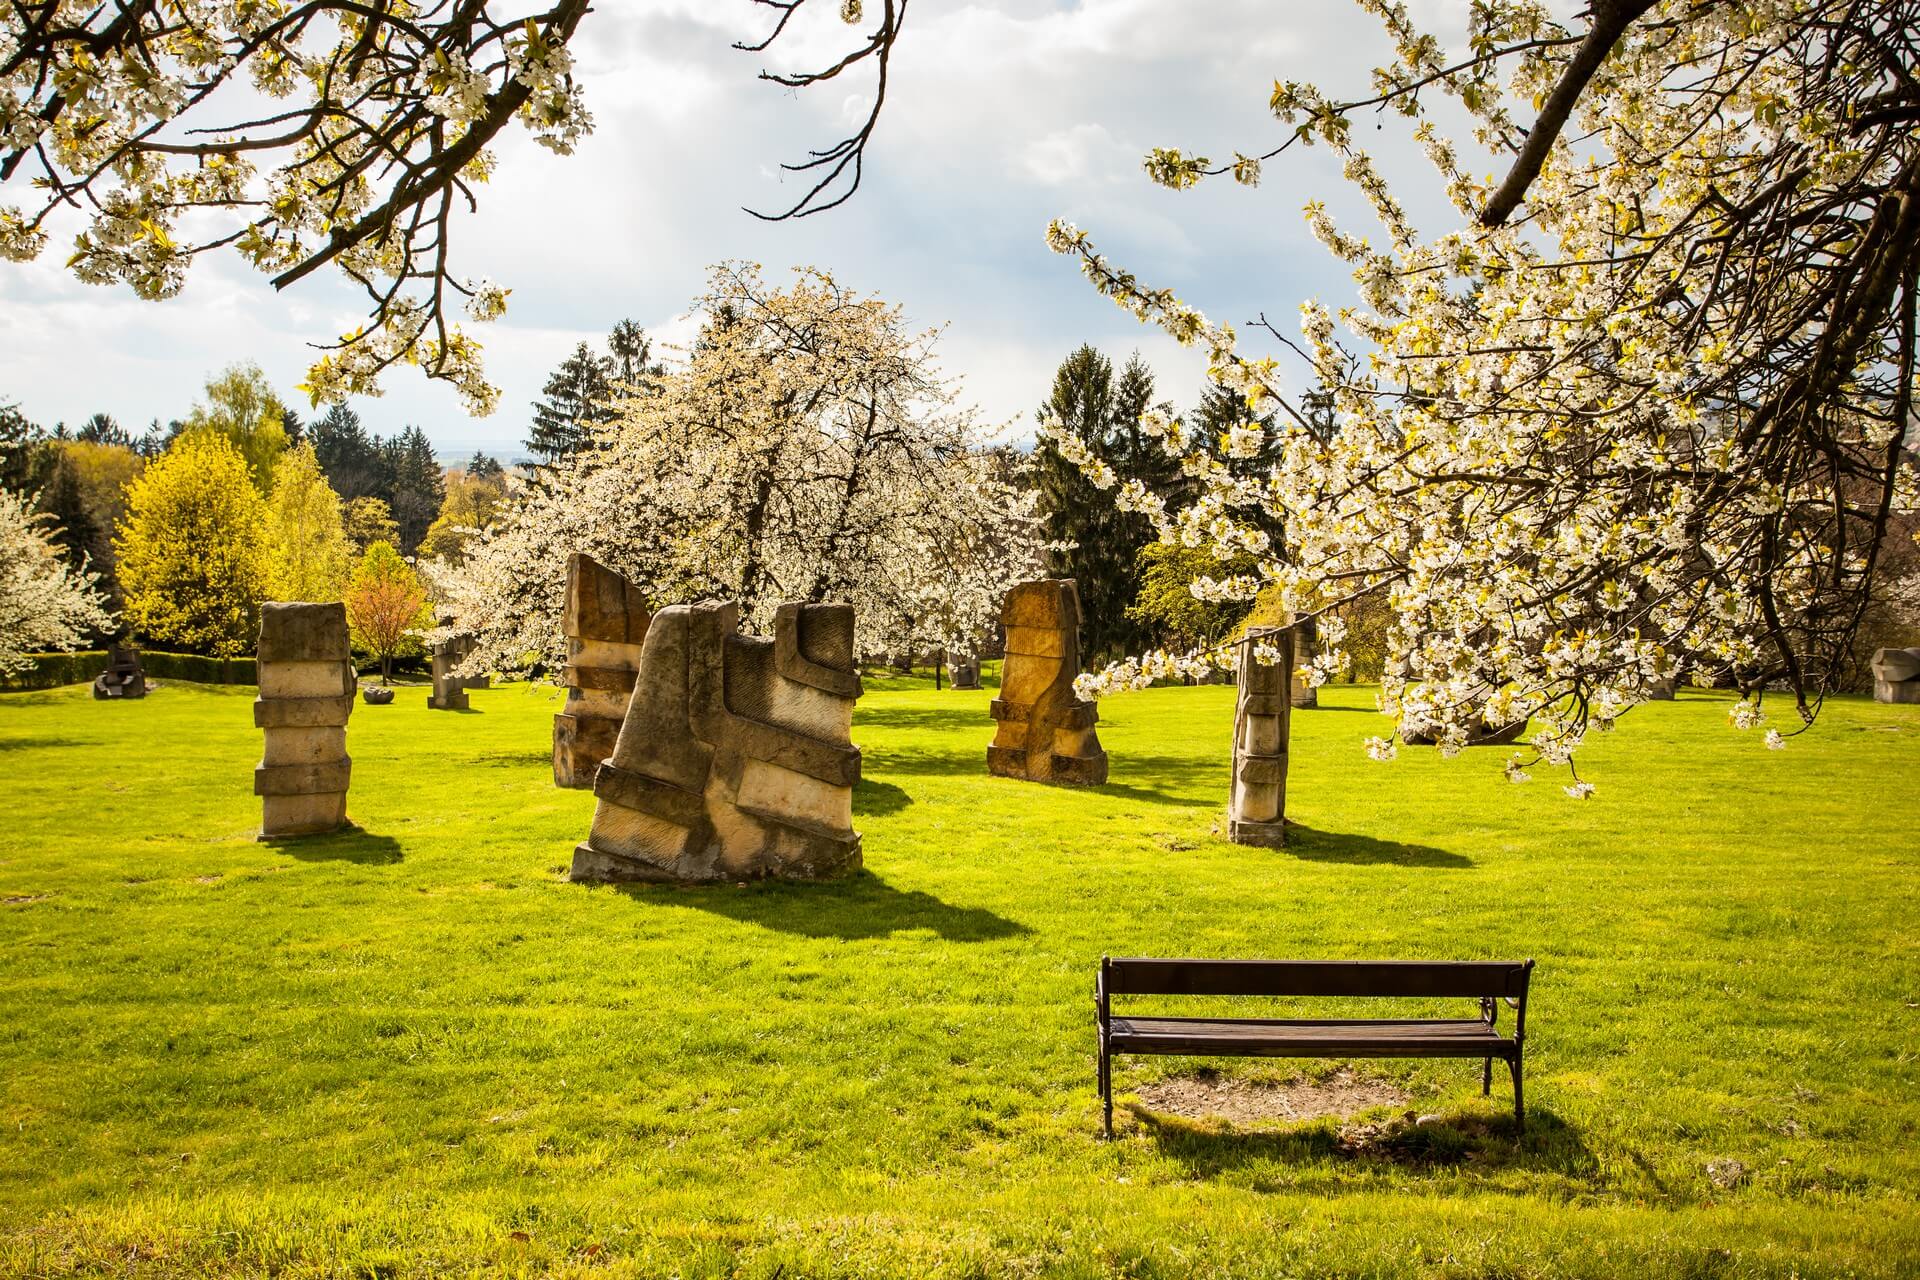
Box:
1095 957 1535 1137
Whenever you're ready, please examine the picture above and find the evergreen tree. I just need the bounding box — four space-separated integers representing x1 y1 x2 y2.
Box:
1031 347 1171 663
465 452 505 485
607 319 663 393
526 342 613 465
0 402 54 496
37 452 96 569
308 403 383 502
78 413 130 447
379 426 444 555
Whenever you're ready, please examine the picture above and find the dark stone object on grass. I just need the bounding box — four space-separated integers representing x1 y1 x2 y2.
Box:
92 645 146 700
361 686 395 705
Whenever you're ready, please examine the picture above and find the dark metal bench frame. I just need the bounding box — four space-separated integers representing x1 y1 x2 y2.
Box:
1096 957 1535 1138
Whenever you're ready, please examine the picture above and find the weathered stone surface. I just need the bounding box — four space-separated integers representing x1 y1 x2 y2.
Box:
426 625 477 711
986 579 1108 786
1872 647 1920 704
259 601 352 662
92 645 146 700
570 599 864 884
1229 627 1292 847
553 555 652 787
255 602 353 837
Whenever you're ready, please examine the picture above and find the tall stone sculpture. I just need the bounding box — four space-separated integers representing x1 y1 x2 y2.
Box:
254 602 355 838
1230 627 1293 847
1872 648 1920 704
950 654 982 690
92 645 146 700
571 600 863 883
987 579 1108 785
1290 622 1318 709
425 632 472 711
553 554 652 788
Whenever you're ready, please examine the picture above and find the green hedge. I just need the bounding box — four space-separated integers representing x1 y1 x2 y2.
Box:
0 650 257 692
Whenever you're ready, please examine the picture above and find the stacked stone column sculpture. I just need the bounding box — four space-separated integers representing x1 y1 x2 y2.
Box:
1229 627 1293 847
987 579 1108 785
950 654 982 690
254 602 355 838
571 600 863 883
1872 648 1920 703
553 554 652 788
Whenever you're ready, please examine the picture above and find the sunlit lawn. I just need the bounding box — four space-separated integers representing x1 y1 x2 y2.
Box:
1 671 1916 1277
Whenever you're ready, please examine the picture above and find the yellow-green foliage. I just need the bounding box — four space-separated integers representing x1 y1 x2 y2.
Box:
1128 542 1254 649
180 363 289 491
114 432 268 657
265 441 351 602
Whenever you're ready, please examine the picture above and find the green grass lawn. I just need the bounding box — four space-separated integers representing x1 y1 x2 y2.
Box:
1 673 1916 1278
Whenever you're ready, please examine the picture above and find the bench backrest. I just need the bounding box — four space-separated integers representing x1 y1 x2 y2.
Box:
1102 957 1533 1000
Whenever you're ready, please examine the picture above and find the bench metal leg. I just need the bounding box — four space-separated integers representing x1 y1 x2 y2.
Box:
1508 1056 1525 1133
1482 1057 1492 1096
1100 1046 1114 1138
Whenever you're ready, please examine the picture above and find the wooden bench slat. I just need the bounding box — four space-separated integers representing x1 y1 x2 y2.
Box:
1108 1015 1515 1058
1105 958 1529 999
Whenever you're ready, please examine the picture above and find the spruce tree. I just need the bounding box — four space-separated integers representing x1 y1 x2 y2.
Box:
379 425 444 556
526 342 614 465
308 403 383 502
1032 345 1157 664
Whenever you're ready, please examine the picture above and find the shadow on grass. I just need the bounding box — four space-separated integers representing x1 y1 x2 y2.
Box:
1282 824 1472 868
617 870 1027 942
260 827 404 865
854 779 913 816
473 749 552 769
855 704 985 733
0 735 62 752
1129 1102 1593 1180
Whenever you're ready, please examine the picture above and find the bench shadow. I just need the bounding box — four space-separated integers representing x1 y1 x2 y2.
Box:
615 871 1027 942
1128 1102 1593 1181
259 828 404 865
1282 824 1472 868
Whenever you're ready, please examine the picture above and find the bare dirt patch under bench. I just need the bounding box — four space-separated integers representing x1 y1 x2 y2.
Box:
1134 1068 1410 1126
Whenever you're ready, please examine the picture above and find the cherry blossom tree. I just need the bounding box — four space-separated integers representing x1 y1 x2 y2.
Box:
1041 0 1920 787
436 262 1040 673
0 485 112 674
0 0 905 412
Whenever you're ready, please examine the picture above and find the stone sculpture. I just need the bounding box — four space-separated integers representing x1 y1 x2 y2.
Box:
254 602 355 838
987 579 1108 786
1290 624 1318 709
553 554 652 788
949 654 982 690
1872 647 1920 704
425 633 472 711
92 645 146 700
571 599 863 883
1229 626 1293 847
362 686 394 705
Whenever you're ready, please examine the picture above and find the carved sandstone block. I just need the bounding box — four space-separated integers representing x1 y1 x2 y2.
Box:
987 579 1107 786
570 600 863 884
255 602 354 838
553 555 651 787
1230 627 1293 847
1872 647 1920 704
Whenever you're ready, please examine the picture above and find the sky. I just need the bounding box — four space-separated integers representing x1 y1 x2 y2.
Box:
0 0 1469 455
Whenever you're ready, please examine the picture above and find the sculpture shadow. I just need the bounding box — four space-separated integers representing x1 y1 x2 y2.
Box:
260 828 404 865
473 748 553 770
854 705 985 733
0 735 61 753
1128 1102 1593 1183
616 871 1027 942
853 778 913 816
1281 824 1471 868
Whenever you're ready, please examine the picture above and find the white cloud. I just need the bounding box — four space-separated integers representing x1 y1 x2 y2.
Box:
0 0 1461 451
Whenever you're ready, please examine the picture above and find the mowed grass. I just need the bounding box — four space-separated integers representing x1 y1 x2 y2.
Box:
0 671 1916 1278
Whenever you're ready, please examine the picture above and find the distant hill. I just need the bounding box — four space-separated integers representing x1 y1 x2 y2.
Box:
436 448 534 470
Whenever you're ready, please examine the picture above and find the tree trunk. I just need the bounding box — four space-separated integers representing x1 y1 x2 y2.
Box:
935 648 944 690
381 653 391 685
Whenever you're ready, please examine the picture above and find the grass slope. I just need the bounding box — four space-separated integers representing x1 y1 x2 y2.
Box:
0 674 1916 1278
